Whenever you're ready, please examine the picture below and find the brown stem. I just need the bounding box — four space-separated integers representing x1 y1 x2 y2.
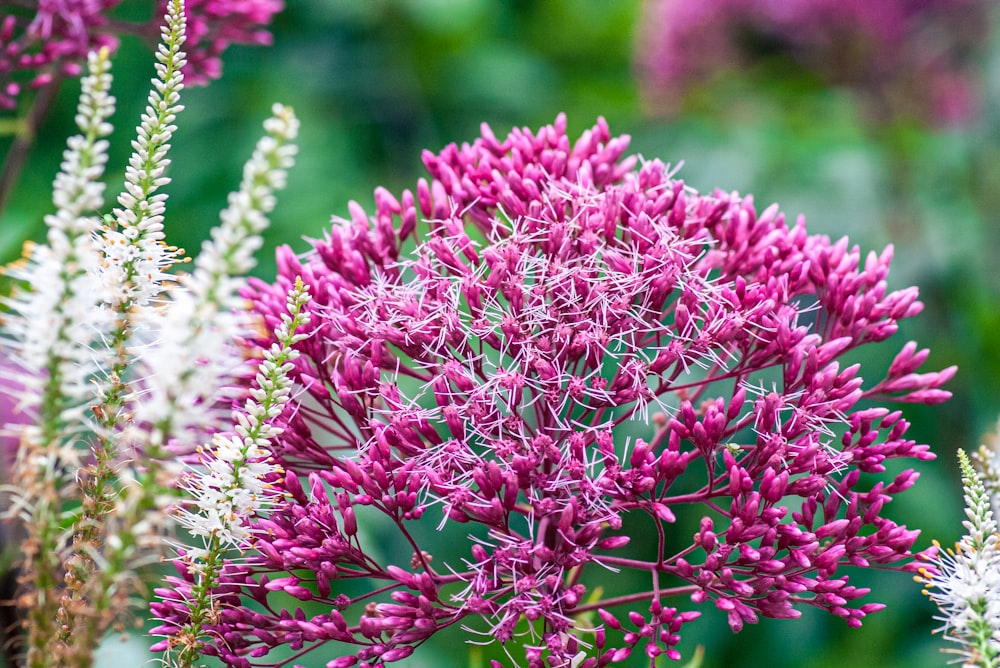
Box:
0 74 64 220
570 584 698 615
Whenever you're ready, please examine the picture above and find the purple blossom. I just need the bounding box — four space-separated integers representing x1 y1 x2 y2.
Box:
172 0 282 83
0 353 26 473
153 115 954 667
0 353 27 658
636 0 990 126
0 0 282 109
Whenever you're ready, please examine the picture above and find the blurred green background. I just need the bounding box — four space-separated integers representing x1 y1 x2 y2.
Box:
2 1 998 666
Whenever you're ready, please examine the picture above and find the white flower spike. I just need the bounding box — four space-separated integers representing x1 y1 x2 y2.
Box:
919 449 1000 668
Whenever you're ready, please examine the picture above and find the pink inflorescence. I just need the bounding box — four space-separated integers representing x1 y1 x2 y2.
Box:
636 0 990 125
0 354 25 474
177 0 282 83
152 115 955 667
0 0 283 109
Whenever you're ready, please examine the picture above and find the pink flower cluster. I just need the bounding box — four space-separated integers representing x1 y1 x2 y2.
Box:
175 0 282 82
0 353 30 474
0 354 24 658
636 0 990 125
0 0 283 109
153 115 954 667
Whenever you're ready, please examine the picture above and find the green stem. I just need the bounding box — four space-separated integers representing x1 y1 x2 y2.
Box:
168 535 225 668
24 362 72 668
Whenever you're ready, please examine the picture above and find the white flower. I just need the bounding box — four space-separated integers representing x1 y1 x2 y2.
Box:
175 278 311 550
99 0 187 312
130 103 300 452
130 289 246 450
1 48 116 416
920 449 1000 667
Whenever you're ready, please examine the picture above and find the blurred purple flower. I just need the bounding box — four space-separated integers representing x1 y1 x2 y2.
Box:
636 0 990 125
0 353 26 473
0 0 283 109
153 115 954 666
0 354 23 668
175 0 283 83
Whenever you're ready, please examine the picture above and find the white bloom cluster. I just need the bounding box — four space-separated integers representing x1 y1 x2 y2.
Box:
2 48 115 414
177 278 311 550
0 1 300 661
132 103 300 451
920 449 1000 668
971 419 1000 519
101 0 188 310
178 435 277 546
197 105 300 285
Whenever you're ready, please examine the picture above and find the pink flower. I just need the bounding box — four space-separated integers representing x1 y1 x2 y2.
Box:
636 0 989 126
0 352 26 661
154 115 954 666
169 0 283 84
0 0 283 109
0 353 28 473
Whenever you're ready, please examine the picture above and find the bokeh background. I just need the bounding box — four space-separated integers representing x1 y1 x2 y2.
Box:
2 1 999 666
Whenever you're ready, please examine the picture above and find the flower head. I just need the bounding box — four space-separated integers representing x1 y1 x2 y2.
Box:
178 0 283 84
0 353 26 482
0 0 282 109
125 99 299 453
2 45 115 424
636 0 991 125
159 115 954 666
970 420 1000 518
